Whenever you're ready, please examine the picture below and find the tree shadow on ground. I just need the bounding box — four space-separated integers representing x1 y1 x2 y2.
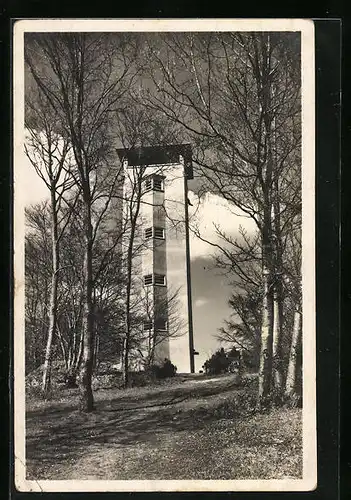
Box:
26 377 247 475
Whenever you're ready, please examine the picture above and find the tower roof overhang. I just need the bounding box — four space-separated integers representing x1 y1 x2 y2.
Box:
116 143 193 180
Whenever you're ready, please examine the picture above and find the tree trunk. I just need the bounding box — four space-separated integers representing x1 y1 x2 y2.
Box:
258 264 274 407
123 234 134 388
122 340 130 387
93 331 99 372
78 200 95 412
272 177 284 399
76 320 85 368
256 41 276 408
42 195 59 398
123 170 143 388
272 286 284 400
257 154 274 407
285 309 302 400
57 326 69 372
149 332 156 367
122 232 133 388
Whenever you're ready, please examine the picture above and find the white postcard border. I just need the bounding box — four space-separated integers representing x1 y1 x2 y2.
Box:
13 18 316 492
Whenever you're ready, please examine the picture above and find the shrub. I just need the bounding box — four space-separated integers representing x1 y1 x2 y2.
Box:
203 348 230 375
149 358 177 379
64 368 79 388
129 370 155 387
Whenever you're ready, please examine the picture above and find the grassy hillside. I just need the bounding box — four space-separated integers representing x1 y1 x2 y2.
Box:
26 374 302 480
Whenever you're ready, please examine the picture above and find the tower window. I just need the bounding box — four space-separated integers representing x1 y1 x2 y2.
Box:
144 227 153 239
154 318 167 331
154 274 166 286
154 227 165 239
144 227 165 240
153 177 163 191
143 321 153 331
144 274 166 286
144 175 164 192
144 274 153 286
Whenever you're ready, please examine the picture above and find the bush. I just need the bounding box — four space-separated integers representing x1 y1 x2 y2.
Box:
129 370 156 387
203 348 230 375
149 358 177 379
64 368 79 388
25 360 69 391
202 347 246 376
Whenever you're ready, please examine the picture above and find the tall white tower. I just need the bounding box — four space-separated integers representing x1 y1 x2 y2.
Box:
117 144 195 373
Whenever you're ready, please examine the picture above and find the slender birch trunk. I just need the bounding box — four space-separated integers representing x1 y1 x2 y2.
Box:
272 186 284 397
93 330 99 372
285 309 302 400
123 169 143 388
258 208 275 408
56 325 68 372
122 224 135 388
78 198 95 411
150 332 156 367
66 326 84 388
258 184 274 408
257 34 277 408
42 192 59 397
76 326 85 367
271 150 284 398
258 263 274 406
272 290 284 398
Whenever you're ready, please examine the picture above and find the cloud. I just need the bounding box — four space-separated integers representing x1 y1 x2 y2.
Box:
17 150 50 207
187 191 257 260
21 129 77 207
164 179 257 263
194 297 209 307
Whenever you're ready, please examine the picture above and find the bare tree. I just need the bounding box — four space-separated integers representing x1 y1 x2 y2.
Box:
54 211 86 387
120 164 146 386
24 195 127 390
24 86 77 396
135 284 187 369
141 32 301 406
25 32 138 411
25 203 52 374
217 289 261 368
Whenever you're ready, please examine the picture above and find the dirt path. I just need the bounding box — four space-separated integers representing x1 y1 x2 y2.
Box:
25 375 302 480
